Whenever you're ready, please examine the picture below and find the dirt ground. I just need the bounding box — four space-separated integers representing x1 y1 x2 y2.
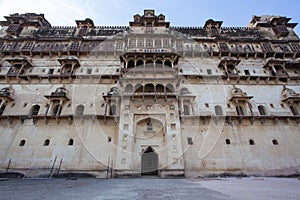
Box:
0 177 299 200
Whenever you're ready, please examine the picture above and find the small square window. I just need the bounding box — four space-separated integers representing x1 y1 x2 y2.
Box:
207 69 212 75
187 137 193 145
270 104 274 108
19 140 26 147
108 137 112 142
87 68 92 74
205 103 209 108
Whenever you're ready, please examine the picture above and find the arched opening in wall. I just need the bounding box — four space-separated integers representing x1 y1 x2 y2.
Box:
127 60 135 68
75 104 84 116
144 84 154 93
44 139 50 146
258 105 267 116
214 105 223 116
19 140 26 147
183 102 190 116
226 64 237 74
125 84 134 93
225 139 231 145
290 104 299 115
274 65 288 76
62 64 73 74
109 104 117 116
164 60 172 68
166 84 175 93
236 105 246 116
272 139 279 145
30 105 40 117
156 84 164 93
136 60 144 67
141 146 158 176
135 84 143 93
145 60 153 67
155 60 163 67
52 104 61 116
68 139 74 146
249 139 255 145
0 104 6 116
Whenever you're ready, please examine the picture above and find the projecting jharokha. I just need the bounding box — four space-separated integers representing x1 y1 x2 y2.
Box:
0 10 299 178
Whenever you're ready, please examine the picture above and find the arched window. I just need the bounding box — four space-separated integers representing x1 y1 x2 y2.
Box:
127 60 135 68
155 60 163 66
258 105 267 115
145 60 153 67
249 139 255 145
52 104 61 116
30 105 40 117
164 60 172 67
19 140 26 147
156 84 165 93
110 104 116 115
125 84 133 93
0 104 6 116
274 65 288 76
136 60 144 67
75 104 84 116
272 139 279 145
225 139 231 145
166 84 175 93
226 64 237 74
44 139 50 146
214 105 223 116
135 84 143 93
144 84 154 93
183 105 190 115
68 139 74 146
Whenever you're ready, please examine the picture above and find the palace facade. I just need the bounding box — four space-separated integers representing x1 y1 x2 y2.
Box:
0 10 299 178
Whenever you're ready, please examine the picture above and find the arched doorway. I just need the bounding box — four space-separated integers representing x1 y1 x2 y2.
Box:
141 146 158 175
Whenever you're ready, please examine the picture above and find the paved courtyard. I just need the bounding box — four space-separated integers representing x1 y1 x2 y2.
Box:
0 177 299 200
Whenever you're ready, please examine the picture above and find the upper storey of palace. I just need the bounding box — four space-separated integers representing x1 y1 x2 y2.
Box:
0 9 298 42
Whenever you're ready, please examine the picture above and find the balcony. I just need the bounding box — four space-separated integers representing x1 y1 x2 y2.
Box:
44 88 69 101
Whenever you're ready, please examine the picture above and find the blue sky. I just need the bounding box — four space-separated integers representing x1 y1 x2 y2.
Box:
0 0 299 34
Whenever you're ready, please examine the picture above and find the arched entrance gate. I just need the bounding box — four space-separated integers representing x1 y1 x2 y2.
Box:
141 146 158 175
